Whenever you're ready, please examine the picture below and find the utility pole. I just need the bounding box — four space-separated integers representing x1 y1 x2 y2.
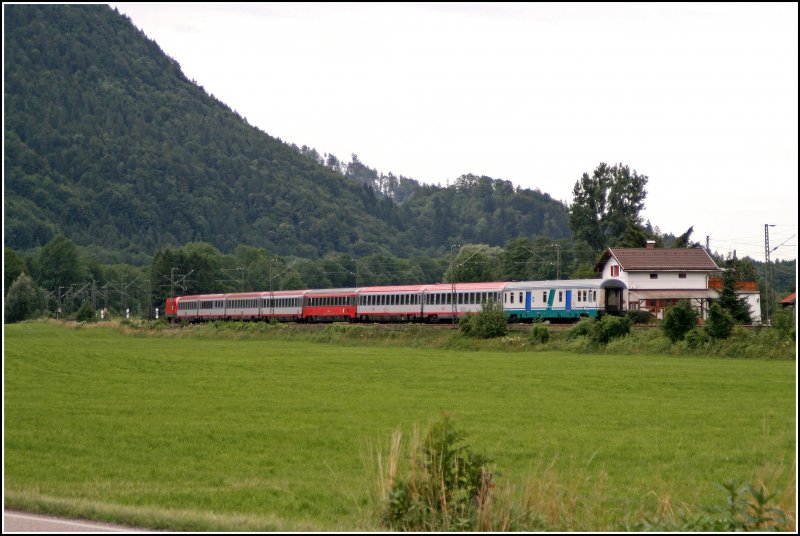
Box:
450 244 460 325
764 224 775 325
553 243 561 279
269 257 274 316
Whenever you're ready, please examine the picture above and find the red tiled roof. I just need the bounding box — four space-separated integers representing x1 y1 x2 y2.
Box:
780 292 796 304
595 247 721 272
708 278 759 291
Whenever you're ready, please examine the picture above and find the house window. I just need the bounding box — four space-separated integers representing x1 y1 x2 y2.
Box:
611 265 620 277
650 273 658 279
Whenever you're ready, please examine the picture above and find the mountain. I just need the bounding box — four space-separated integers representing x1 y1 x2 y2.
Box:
4 4 570 264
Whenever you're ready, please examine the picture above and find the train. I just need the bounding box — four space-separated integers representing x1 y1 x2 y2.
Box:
164 279 607 324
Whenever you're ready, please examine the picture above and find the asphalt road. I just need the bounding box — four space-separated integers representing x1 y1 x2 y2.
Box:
4 511 151 532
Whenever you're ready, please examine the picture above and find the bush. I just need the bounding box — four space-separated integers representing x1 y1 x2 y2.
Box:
569 317 596 340
626 309 655 324
75 302 96 322
622 481 790 532
770 306 795 342
528 322 550 344
383 416 492 531
661 300 699 342
685 327 711 349
589 314 631 345
705 303 734 340
459 300 508 339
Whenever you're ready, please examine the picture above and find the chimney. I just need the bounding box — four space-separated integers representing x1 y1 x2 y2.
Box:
646 240 656 249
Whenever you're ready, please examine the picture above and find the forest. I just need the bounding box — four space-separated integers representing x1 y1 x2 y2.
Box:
4 4 570 264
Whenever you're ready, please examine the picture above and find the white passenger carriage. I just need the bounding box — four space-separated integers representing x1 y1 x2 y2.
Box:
356 284 426 322
503 279 604 321
175 293 226 321
262 290 306 321
421 282 508 322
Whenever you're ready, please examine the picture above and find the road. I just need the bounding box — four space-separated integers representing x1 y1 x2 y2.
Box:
4 511 152 532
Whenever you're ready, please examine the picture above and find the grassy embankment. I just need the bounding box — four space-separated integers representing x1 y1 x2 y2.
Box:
4 321 796 531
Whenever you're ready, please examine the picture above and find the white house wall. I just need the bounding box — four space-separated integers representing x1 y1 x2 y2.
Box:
602 261 709 290
625 272 709 290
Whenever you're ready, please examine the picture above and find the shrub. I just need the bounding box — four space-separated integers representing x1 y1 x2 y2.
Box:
459 300 507 339
589 314 631 345
569 317 596 340
770 306 795 342
382 416 493 531
622 481 790 532
685 327 711 349
705 303 734 340
528 322 550 344
661 300 698 342
75 302 96 322
626 309 655 324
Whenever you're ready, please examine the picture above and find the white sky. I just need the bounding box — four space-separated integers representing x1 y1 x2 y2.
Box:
112 2 798 262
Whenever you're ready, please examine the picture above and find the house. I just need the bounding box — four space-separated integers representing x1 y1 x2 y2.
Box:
594 242 722 319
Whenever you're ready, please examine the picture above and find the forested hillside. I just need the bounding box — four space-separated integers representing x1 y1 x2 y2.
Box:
4 4 570 264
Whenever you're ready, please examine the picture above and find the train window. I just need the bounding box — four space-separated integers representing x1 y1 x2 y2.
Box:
679 273 687 279
650 273 658 279
542 291 547 303
558 291 563 303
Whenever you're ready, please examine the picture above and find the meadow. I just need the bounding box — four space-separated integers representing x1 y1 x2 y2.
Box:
4 321 796 531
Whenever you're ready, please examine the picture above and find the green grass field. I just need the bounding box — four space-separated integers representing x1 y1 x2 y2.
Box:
4 321 796 530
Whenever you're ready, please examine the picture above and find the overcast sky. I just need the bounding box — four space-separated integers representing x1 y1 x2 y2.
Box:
112 2 797 262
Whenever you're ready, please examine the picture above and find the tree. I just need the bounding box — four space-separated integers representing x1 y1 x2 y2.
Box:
443 244 503 283
673 226 701 248
569 163 649 252
36 235 84 292
705 303 734 339
5 273 40 323
661 300 699 342
4 247 28 295
716 264 753 324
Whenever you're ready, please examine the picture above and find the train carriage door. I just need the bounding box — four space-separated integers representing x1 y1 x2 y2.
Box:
525 291 531 312
565 290 572 311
